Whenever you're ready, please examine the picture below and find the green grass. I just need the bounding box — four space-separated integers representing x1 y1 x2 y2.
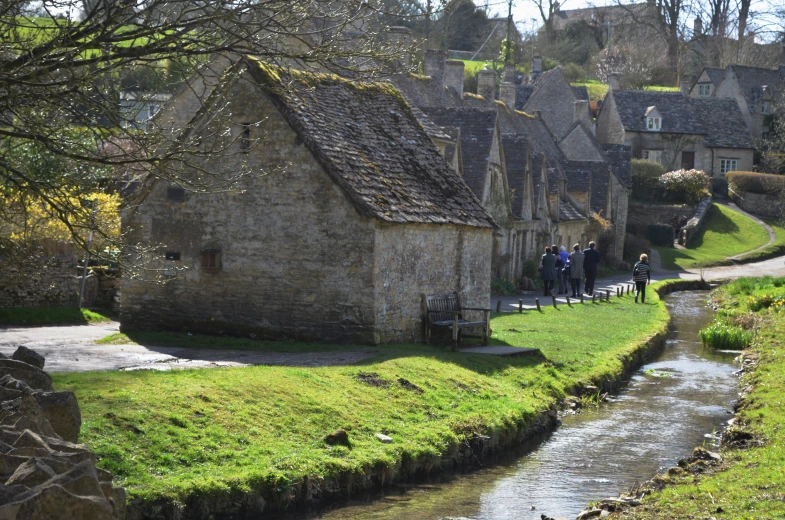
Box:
571 80 679 101
54 285 669 509
732 218 785 264
612 277 785 519
655 204 770 270
698 321 752 350
0 306 112 326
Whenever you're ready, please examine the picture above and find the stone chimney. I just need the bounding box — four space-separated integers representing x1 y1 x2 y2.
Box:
423 49 447 89
386 27 411 66
609 72 623 91
444 60 465 99
477 68 497 101
553 1 560 12
693 17 703 37
531 53 543 83
574 100 592 132
680 81 690 95
499 62 517 108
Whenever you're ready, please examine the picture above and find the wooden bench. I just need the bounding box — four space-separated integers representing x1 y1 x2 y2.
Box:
422 292 490 350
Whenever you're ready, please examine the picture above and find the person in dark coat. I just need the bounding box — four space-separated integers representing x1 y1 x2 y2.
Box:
552 244 564 294
582 241 601 296
633 253 652 303
540 246 556 296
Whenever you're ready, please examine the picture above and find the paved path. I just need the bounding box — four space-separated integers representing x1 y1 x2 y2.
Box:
0 323 379 373
2 251 784 373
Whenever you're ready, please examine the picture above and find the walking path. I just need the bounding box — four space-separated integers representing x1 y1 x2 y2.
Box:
2 251 785 373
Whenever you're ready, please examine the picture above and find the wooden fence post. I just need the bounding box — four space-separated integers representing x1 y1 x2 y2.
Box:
552 295 558 309
566 296 572 307
580 294 584 304
535 298 541 312
519 299 523 313
496 300 502 313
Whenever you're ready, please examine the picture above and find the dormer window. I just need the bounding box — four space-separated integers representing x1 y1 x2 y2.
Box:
698 84 711 96
645 106 662 132
762 101 772 114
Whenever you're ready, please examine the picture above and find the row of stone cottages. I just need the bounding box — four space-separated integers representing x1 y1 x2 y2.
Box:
120 51 633 344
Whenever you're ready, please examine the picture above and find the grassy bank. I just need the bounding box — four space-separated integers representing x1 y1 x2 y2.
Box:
610 276 785 519
730 218 785 265
656 204 770 270
52 284 672 516
0 306 112 326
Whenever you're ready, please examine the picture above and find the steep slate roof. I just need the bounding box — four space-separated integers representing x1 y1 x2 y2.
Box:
704 67 726 86
560 199 586 221
420 107 499 200
245 58 495 228
515 85 535 110
601 144 633 188
610 90 754 149
587 162 614 215
501 135 528 216
727 64 785 113
563 161 594 192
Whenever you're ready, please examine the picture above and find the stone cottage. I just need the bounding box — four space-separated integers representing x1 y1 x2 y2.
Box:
121 57 495 344
690 59 785 141
597 79 755 177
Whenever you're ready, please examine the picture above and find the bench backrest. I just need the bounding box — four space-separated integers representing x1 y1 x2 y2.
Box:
424 292 461 323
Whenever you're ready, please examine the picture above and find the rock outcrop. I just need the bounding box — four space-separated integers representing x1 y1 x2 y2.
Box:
0 347 125 519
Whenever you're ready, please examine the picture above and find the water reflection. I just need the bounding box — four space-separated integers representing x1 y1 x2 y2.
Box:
300 292 738 520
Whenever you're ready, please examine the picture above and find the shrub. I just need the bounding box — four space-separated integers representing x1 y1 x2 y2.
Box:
491 277 517 296
563 62 586 83
623 233 650 264
631 159 666 201
747 294 785 312
659 169 710 205
726 171 785 196
646 224 674 247
699 320 753 350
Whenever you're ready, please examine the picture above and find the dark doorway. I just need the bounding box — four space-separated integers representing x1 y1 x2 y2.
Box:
681 151 695 170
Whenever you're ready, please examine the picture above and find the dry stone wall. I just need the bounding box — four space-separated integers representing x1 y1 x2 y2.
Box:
0 258 80 309
0 347 125 519
731 190 785 219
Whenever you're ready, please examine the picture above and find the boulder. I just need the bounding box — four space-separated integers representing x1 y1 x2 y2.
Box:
11 348 44 371
5 458 57 488
32 392 81 443
0 483 114 520
0 361 53 392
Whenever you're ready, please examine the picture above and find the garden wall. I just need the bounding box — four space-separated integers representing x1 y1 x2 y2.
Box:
679 198 713 246
730 190 785 219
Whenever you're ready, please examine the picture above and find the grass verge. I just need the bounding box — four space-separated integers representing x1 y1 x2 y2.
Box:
730 218 785 265
609 276 785 519
54 283 673 516
655 204 770 270
0 306 113 326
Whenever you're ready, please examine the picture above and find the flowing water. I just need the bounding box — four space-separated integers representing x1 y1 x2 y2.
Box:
298 291 739 520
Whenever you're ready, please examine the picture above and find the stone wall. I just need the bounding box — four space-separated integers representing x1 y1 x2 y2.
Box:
0 346 125 518
0 257 79 309
628 202 696 231
373 223 492 344
730 189 785 218
679 198 714 246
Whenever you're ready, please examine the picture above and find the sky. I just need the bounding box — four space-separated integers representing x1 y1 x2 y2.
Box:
501 0 785 41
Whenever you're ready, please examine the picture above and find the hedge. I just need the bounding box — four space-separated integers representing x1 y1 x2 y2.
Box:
727 171 785 195
632 159 666 200
646 224 675 246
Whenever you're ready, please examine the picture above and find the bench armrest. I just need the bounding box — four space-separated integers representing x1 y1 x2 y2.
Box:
426 310 461 315
461 307 491 312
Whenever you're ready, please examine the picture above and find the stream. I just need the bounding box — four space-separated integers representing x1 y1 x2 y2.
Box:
296 291 739 520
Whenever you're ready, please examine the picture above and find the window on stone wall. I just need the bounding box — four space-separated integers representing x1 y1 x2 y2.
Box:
647 117 661 131
201 248 221 273
720 158 739 175
643 150 663 165
698 84 711 96
167 186 185 202
240 123 251 153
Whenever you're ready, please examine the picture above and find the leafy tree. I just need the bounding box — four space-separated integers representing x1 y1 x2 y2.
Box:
0 0 410 266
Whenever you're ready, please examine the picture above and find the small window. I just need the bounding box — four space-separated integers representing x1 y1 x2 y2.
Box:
720 158 738 175
167 186 185 202
762 101 772 114
240 123 251 153
647 117 661 131
201 248 221 273
643 150 663 165
698 84 711 96
165 251 181 261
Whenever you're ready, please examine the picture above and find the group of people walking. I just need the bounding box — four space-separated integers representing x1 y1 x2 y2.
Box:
539 242 651 303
